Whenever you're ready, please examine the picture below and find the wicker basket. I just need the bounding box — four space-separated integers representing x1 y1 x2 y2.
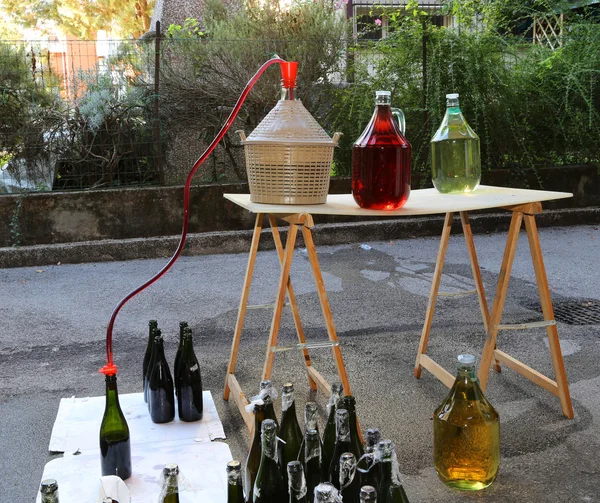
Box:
237 100 342 205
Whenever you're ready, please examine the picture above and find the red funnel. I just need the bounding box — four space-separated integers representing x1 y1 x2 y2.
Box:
280 61 298 88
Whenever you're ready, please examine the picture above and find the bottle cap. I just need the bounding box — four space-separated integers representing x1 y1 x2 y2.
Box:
306 428 319 441
226 460 242 472
163 463 179 476
376 90 391 96
446 93 459 99
282 382 294 393
40 479 58 494
360 485 377 500
458 354 476 365
287 460 303 473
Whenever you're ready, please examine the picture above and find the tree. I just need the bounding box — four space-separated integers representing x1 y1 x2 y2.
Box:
0 0 154 39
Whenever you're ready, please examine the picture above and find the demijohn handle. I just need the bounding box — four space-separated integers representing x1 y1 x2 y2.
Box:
391 107 406 135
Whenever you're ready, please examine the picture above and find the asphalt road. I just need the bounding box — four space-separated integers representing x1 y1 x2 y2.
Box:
1 224 599 502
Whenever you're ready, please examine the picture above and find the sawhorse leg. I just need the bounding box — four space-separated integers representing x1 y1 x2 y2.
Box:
478 204 574 419
414 211 492 387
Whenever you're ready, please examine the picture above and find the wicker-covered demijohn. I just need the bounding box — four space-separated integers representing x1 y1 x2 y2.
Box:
237 99 342 205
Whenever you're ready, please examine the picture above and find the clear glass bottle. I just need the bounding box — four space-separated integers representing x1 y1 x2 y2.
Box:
359 485 377 503
160 463 180 503
352 90 411 210
287 460 308 503
227 460 245 503
339 452 360 503
175 327 203 422
377 440 409 503
322 383 343 481
143 320 158 403
433 354 500 490
430 93 481 193
303 428 323 500
253 419 286 502
40 479 59 503
278 383 303 486
99 374 132 480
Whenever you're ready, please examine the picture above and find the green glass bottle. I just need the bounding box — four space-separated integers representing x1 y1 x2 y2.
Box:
160 463 180 503
253 419 286 503
433 354 500 491
143 320 158 403
147 334 175 423
287 460 308 503
340 396 364 463
227 460 245 503
322 383 343 481
175 328 203 422
360 485 377 503
278 383 303 486
431 93 481 193
260 380 280 430
99 374 132 480
245 402 266 502
339 452 360 503
328 409 350 489
173 321 188 396
357 428 381 491
313 482 341 502
303 428 322 500
377 440 409 503
40 479 59 503
298 401 320 464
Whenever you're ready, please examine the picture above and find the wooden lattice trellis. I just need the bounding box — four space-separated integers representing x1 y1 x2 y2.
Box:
533 13 564 50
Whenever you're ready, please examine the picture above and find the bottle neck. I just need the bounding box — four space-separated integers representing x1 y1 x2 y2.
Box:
282 391 296 414
335 416 350 443
305 433 321 461
41 494 59 503
288 471 307 499
281 86 297 100
105 375 119 406
261 431 278 461
253 407 265 441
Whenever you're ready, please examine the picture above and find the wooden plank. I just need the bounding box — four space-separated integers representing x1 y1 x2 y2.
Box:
493 350 559 397
224 213 263 400
414 212 453 378
301 226 352 397
420 355 455 389
306 366 332 396
227 374 254 431
279 213 315 228
501 202 543 214
224 187 572 218
524 214 574 418
268 214 317 391
478 211 523 390
262 222 299 380
497 320 556 331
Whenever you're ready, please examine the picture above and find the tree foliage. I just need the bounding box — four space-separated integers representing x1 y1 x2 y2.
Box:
0 0 154 39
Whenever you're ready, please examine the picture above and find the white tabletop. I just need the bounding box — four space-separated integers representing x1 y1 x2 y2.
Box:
224 186 572 217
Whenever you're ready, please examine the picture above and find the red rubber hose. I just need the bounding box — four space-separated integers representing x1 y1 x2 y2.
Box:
100 56 286 376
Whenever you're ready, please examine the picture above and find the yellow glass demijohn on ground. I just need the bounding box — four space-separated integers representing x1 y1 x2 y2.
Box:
433 354 500 490
430 93 481 193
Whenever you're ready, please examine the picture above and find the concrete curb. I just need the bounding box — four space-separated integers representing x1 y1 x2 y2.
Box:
1 206 599 268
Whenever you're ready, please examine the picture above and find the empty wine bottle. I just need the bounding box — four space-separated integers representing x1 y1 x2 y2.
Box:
340 396 364 463
253 419 286 502
322 383 343 480
288 460 308 503
147 334 175 423
227 460 245 503
260 380 279 430
278 383 303 486
245 401 266 502
328 409 350 489
360 485 377 503
160 463 180 503
143 320 158 402
99 374 132 480
40 479 59 503
433 354 499 490
339 452 360 503
377 440 409 503
303 428 322 499
357 428 381 490
173 321 188 396
175 327 203 422
313 482 341 503
298 401 320 464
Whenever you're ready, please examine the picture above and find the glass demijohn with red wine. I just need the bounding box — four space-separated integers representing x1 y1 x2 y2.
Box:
352 91 411 210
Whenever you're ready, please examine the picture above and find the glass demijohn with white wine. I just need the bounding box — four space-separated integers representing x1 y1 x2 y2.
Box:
433 354 500 490
430 93 481 193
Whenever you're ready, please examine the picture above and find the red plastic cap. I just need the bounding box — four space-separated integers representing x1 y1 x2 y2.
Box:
280 61 298 88
99 363 118 376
